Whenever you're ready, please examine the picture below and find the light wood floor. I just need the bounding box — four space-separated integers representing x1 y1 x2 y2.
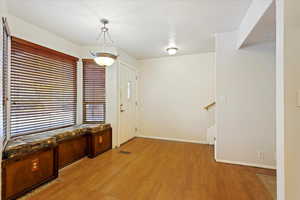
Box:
22 138 276 200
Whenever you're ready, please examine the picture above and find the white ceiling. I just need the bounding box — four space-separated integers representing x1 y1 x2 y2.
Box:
7 0 252 59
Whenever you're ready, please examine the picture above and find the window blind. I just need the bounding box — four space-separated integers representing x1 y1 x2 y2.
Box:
10 37 78 136
83 59 105 123
2 18 9 142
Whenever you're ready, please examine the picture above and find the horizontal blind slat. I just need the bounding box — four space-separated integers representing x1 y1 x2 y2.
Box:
11 116 75 125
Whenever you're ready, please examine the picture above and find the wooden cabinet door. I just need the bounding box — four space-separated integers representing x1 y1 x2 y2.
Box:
3 149 54 200
58 136 87 169
90 129 112 157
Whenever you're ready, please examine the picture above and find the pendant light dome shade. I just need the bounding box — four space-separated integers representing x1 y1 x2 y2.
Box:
91 19 118 67
93 52 117 66
166 47 178 55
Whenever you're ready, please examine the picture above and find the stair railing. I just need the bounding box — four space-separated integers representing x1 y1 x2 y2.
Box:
204 102 216 110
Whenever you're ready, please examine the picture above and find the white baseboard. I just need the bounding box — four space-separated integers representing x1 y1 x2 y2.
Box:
138 135 208 144
216 159 276 170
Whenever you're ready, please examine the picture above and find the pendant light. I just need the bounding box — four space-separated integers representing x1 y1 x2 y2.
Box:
90 19 118 66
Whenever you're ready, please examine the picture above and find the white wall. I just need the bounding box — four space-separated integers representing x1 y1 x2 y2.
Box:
7 14 80 57
276 0 300 199
282 25 300 200
215 31 276 169
138 53 215 143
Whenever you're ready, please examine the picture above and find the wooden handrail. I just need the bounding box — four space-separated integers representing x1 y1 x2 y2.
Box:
204 102 216 110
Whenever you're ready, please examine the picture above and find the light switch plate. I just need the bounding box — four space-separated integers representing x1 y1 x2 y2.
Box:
219 96 227 104
297 91 300 107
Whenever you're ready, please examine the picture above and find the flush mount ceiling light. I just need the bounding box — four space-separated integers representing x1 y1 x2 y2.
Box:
166 47 178 55
90 19 118 67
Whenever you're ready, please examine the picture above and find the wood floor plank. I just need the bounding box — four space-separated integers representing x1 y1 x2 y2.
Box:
21 138 275 200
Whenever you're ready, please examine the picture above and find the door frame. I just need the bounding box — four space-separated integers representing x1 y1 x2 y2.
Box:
117 60 138 147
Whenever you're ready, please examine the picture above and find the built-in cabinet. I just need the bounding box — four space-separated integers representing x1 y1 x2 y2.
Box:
2 125 112 200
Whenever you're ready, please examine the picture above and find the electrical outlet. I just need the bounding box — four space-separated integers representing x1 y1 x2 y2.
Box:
257 151 264 161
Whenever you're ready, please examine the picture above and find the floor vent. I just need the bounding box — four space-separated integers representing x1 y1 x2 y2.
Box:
119 150 131 154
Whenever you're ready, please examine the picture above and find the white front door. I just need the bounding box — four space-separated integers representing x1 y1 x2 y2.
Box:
119 63 137 145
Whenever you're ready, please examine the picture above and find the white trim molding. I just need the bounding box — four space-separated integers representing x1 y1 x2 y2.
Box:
216 159 276 170
138 135 208 144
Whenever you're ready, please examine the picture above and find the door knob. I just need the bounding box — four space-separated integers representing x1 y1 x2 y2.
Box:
120 109 125 112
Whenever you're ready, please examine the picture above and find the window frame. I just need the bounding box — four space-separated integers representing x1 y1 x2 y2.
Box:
1 17 11 146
